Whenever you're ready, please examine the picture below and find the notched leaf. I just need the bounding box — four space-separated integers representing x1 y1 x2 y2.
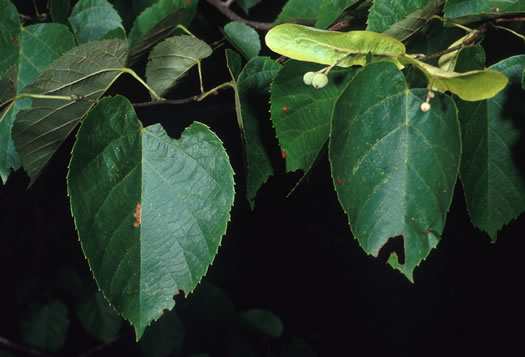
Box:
68 96 235 340
329 62 461 281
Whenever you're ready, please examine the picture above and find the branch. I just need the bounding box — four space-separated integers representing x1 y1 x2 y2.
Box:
132 82 234 108
419 26 487 61
493 16 525 23
206 0 273 31
0 336 51 357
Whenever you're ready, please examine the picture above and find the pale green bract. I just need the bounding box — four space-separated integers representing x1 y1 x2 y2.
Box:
265 23 509 101
265 24 406 69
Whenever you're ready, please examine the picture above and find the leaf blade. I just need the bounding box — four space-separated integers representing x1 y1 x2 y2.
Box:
12 39 128 185
444 0 525 24
127 0 198 65
329 62 461 280
68 96 235 339
458 55 525 240
0 23 76 184
69 0 124 43
274 0 323 25
223 22 261 60
146 35 212 97
235 57 282 207
316 0 359 29
270 60 357 174
367 0 444 41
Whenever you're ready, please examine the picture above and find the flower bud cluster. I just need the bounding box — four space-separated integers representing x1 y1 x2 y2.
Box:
303 71 329 89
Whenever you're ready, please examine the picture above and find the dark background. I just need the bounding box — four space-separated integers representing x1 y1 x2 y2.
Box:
1 1 525 356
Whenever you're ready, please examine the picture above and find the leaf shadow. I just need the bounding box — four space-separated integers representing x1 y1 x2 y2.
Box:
500 82 525 181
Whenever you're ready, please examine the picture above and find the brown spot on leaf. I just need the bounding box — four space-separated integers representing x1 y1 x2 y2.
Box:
133 203 142 227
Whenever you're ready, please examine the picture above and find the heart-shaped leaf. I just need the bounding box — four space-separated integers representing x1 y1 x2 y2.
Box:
329 62 461 281
458 55 525 240
12 39 128 185
68 96 235 339
146 35 212 97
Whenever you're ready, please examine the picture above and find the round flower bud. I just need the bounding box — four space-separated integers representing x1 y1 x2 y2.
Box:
303 71 315 85
312 73 328 89
420 102 431 112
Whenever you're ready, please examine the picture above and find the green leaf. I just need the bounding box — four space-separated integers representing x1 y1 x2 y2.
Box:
223 22 261 60
19 300 69 352
0 0 20 76
69 0 124 44
127 0 198 64
367 0 444 41
265 24 406 69
0 66 16 108
101 27 127 40
400 56 508 101
225 49 243 81
77 292 123 342
139 310 184 357
67 96 235 340
236 0 263 14
50 0 71 24
316 0 359 29
235 57 282 208
0 23 76 184
270 60 357 174
12 39 128 185
448 44 486 73
274 0 323 25
458 55 525 241
329 62 461 281
444 0 525 24
146 35 212 97
239 309 284 337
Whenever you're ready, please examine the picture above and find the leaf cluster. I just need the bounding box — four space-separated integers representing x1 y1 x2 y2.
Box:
1 0 525 353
